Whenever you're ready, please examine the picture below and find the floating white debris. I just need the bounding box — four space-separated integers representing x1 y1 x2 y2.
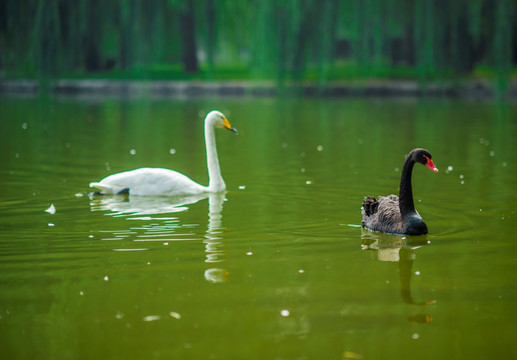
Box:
246 251 253 256
130 149 136 155
169 312 182 319
415 271 421 276
163 242 169 246
45 204 56 214
79 291 84 296
21 122 28 130
298 269 305 274
412 333 420 340
317 145 323 151
48 223 55 227
113 248 148 252
74 193 84 197
239 185 246 190
447 165 453 172
143 315 161 322
306 180 312 185
104 275 109 281
280 309 290 317
169 148 176 155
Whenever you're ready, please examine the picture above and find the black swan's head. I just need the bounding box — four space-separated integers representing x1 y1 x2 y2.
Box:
410 148 439 173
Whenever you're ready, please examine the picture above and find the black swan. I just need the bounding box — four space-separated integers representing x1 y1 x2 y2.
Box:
361 148 438 235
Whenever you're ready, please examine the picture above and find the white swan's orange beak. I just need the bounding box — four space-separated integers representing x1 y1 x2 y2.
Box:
223 118 238 134
425 156 439 173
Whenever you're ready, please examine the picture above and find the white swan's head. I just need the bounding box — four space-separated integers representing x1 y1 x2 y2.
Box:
206 111 238 134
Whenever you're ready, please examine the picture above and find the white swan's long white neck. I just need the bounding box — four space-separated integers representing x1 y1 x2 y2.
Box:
205 120 226 192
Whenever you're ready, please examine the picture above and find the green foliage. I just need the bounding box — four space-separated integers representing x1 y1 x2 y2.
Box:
0 0 515 90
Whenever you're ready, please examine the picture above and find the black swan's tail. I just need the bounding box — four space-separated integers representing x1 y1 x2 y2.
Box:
362 196 378 217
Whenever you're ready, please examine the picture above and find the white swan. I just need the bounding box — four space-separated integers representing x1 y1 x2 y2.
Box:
89 110 237 196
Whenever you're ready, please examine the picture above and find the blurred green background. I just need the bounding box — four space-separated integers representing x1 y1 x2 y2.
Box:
1 0 516 90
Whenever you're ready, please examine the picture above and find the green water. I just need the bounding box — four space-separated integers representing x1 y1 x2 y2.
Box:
1 95 516 359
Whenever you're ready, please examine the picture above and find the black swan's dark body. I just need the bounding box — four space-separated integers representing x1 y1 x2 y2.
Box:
361 148 438 236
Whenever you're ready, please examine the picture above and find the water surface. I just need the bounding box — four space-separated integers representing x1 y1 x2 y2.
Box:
1 95 516 359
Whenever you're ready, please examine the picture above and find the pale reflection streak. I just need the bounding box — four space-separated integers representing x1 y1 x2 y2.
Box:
90 193 207 217
360 229 435 323
203 193 229 283
204 193 226 263
90 193 230 282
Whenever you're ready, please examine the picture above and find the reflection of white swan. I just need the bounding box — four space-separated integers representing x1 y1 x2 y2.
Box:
204 268 229 284
90 192 231 283
204 192 226 263
90 193 208 217
203 193 230 283
89 111 237 196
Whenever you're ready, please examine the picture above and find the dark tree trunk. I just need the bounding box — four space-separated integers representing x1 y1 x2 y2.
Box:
205 0 216 73
180 0 198 74
119 0 134 70
84 0 102 72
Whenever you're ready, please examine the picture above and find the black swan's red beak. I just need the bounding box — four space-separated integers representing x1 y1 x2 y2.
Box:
424 156 439 172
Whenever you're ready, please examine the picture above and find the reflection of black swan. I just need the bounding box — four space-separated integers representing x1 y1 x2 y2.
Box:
361 148 438 235
398 246 436 306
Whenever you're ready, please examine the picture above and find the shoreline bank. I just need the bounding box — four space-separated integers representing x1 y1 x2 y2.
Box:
1 79 516 99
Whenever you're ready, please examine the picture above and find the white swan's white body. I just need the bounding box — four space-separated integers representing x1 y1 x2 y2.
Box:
89 111 237 196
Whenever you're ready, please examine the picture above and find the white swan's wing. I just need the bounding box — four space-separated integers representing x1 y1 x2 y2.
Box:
90 167 207 196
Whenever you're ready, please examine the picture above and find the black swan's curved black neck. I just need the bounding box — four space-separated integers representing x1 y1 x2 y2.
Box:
398 156 416 218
